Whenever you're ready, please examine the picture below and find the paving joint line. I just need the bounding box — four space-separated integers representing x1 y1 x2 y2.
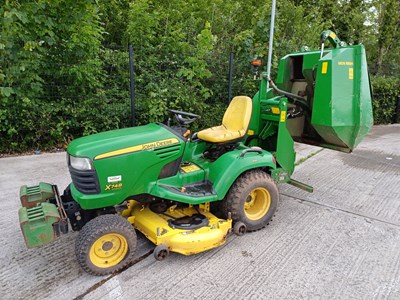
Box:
73 249 154 300
281 192 400 228
295 148 324 166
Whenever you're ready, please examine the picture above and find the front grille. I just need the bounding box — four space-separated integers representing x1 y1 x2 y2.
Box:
69 167 100 194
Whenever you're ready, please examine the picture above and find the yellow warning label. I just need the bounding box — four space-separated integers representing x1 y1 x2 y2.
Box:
321 62 328 74
280 111 286 122
349 68 354 80
247 129 254 135
271 107 280 114
329 32 337 39
181 164 201 173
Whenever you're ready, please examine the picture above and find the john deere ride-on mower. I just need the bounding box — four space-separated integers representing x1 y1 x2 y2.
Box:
18 30 373 275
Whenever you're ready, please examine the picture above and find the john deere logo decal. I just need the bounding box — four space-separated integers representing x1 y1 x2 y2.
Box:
141 139 175 150
95 138 179 160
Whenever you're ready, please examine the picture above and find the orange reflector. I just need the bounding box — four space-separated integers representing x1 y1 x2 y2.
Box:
250 60 262 66
183 130 191 138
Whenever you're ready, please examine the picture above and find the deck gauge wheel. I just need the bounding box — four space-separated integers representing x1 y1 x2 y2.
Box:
233 221 247 236
154 244 170 261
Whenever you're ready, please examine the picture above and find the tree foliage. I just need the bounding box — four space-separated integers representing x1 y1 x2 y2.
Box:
0 0 399 152
371 76 400 124
0 0 104 150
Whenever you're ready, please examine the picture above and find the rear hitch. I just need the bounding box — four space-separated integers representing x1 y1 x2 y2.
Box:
288 178 314 193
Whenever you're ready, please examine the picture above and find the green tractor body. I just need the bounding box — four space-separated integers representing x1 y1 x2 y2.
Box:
68 122 277 210
18 31 373 275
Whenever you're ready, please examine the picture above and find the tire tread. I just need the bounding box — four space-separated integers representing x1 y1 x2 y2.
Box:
221 169 279 231
75 214 137 276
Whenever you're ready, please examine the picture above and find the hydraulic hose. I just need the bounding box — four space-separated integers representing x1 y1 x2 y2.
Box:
264 75 311 113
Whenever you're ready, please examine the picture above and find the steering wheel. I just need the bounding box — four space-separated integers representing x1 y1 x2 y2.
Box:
168 109 199 126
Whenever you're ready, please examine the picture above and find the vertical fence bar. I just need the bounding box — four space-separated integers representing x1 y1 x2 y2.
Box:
228 53 234 103
394 95 400 123
129 45 136 127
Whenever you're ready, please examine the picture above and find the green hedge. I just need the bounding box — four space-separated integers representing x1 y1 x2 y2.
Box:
1 73 398 153
371 76 400 124
1 1 399 153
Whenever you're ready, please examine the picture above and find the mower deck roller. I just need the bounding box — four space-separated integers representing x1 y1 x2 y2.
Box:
276 43 373 152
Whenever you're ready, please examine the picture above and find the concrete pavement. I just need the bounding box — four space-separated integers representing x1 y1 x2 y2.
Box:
0 125 399 300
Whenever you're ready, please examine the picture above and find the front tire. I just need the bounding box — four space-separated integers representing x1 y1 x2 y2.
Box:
222 170 279 231
75 214 137 276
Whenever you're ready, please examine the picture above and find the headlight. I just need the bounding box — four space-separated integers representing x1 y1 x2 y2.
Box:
69 155 93 171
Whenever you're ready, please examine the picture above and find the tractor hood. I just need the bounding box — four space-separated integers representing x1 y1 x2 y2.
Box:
67 123 182 160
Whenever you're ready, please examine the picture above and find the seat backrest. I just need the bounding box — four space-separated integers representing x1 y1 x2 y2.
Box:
222 96 253 132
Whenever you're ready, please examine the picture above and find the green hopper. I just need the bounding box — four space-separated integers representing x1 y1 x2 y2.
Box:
275 31 373 152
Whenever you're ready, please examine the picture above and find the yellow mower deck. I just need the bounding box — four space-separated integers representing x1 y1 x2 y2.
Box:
122 201 232 255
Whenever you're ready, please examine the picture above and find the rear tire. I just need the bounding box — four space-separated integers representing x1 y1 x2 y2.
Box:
222 170 279 231
75 214 137 276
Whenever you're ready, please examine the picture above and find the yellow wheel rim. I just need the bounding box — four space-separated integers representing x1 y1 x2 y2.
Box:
89 233 128 268
244 187 271 221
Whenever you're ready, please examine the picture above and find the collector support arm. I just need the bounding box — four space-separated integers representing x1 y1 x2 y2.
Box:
320 30 347 58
